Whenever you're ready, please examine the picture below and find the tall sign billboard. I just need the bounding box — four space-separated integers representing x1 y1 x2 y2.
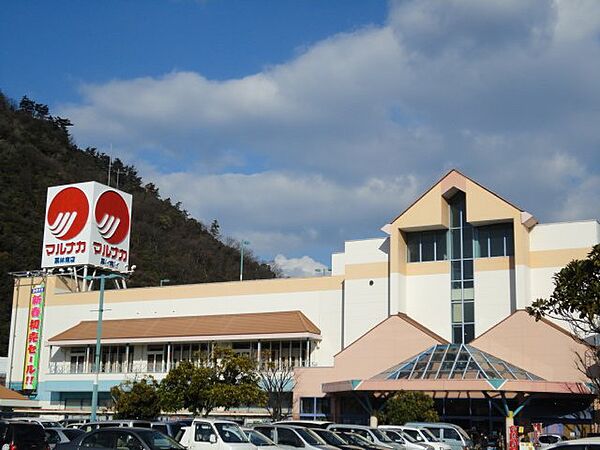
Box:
41 182 133 273
22 283 45 391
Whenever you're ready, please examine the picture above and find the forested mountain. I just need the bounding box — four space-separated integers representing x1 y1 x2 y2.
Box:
0 93 277 354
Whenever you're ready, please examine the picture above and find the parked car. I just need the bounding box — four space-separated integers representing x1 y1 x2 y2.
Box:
389 427 450 450
327 425 402 450
546 437 600 450
44 428 84 449
78 421 153 433
177 419 254 450
404 423 472 450
538 435 565 449
253 424 339 450
151 422 193 439
274 422 334 430
0 420 49 450
59 420 87 429
241 428 280 449
55 427 184 450
335 432 389 450
310 428 364 450
379 429 433 450
7 418 62 429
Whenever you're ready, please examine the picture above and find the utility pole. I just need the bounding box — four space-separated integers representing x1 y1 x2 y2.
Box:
240 240 250 281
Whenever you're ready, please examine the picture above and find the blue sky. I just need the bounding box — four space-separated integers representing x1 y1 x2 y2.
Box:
2 1 600 277
1 1 386 104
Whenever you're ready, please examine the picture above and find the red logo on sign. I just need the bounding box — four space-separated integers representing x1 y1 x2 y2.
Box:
46 187 90 240
95 191 130 244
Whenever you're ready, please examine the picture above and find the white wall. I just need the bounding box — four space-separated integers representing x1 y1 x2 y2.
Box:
530 220 599 251
343 238 388 265
405 272 451 341
390 272 406 314
475 268 513 336
343 277 388 347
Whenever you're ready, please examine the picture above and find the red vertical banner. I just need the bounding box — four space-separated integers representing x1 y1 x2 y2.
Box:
509 426 519 450
22 283 46 391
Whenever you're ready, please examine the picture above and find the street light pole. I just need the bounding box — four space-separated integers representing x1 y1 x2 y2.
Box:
240 240 250 281
90 275 106 422
86 273 126 421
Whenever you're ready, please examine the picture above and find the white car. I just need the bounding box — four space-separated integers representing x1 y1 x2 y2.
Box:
254 424 339 450
538 435 566 450
379 428 433 450
389 427 451 450
178 419 255 450
546 437 600 450
327 424 403 450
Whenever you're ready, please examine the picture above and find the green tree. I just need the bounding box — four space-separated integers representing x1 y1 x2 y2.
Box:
378 391 439 424
527 244 600 394
110 377 161 420
159 347 266 416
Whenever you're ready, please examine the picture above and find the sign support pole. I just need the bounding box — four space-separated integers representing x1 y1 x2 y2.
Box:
91 275 106 421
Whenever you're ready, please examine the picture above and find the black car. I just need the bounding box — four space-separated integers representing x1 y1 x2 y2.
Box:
312 429 364 450
56 427 185 450
0 420 48 450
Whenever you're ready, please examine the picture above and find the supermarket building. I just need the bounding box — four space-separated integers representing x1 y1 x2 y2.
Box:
6 170 599 429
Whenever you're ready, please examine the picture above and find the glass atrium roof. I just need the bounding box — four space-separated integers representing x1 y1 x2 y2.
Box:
376 344 543 381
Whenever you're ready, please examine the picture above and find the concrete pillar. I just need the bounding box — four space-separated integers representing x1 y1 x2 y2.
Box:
370 414 378 428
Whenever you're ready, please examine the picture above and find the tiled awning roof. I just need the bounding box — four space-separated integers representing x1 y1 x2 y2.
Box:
49 310 321 344
0 385 28 401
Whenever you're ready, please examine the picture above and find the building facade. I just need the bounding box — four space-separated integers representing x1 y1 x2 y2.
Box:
6 170 599 426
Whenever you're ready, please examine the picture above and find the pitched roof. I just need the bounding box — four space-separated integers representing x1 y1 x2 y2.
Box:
390 169 525 224
49 310 321 343
0 385 28 401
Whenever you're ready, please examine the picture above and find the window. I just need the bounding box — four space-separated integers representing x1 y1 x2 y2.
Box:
425 428 440 438
406 230 448 262
147 345 165 372
70 347 86 373
81 431 118 448
299 397 330 419
115 432 145 450
45 430 61 445
443 429 461 441
137 430 185 450
449 191 475 344
255 427 274 441
195 423 214 443
277 428 303 448
475 223 514 258
214 423 248 443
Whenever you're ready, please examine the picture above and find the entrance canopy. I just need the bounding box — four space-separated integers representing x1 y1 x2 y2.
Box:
322 343 591 397
375 344 542 381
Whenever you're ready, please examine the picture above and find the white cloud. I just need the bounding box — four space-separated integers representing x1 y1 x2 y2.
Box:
273 254 328 278
58 0 600 266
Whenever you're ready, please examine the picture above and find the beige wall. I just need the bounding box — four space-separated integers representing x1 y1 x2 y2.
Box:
471 310 588 382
